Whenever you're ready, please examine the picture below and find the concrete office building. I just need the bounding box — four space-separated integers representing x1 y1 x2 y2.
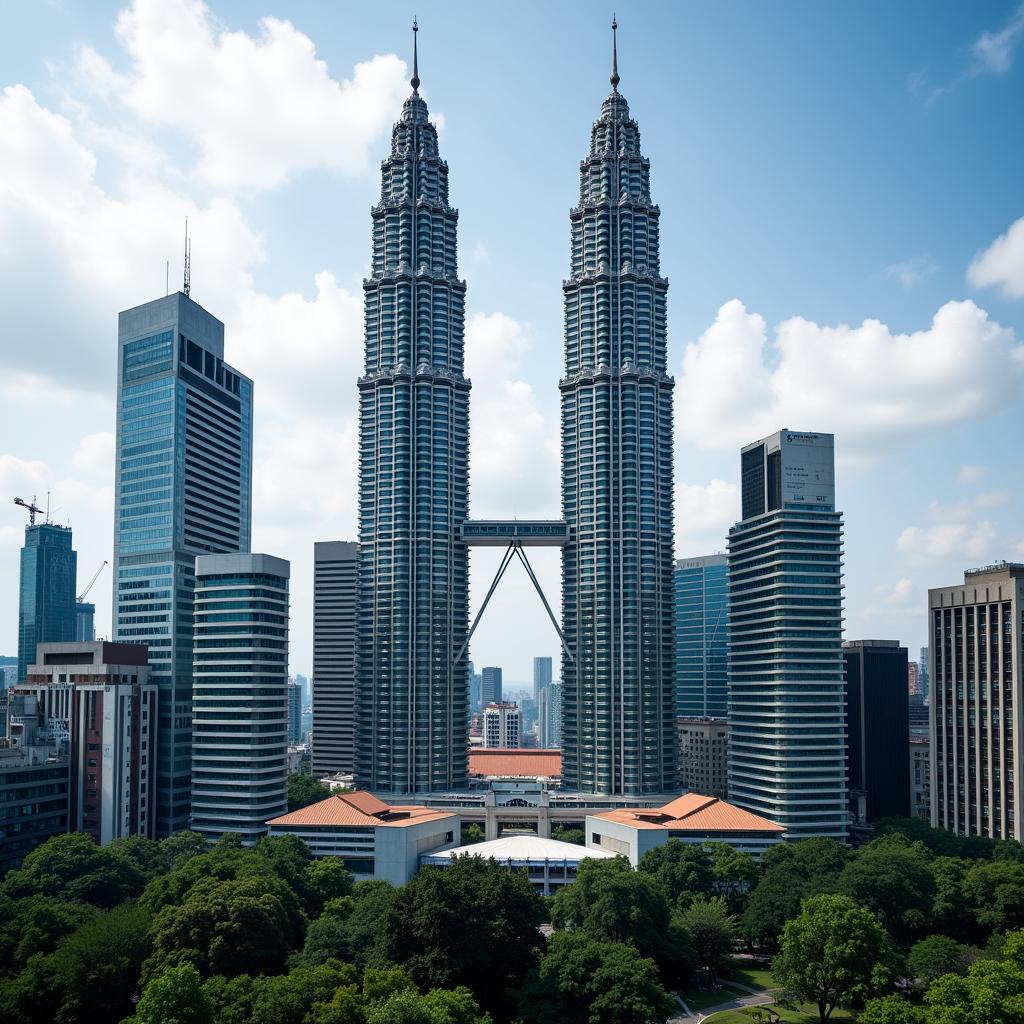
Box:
930 562 1024 841
727 430 847 840
18 522 77 682
538 682 563 748
677 717 728 799
355 34 471 794
533 657 552 701
911 736 931 820
483 702 520 749
191 554 289 845
312 541 358 775
481 667 503 706
560 27 675 795
113 291 252 836
288 681 302 745
12 641 157 842
0 744 69 872
675 555 729 719
843 640 910 825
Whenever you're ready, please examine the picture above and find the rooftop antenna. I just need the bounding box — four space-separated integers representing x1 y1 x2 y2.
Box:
183 217 191 298
411 17 420 93
46 490 51 525
611 15 620 92
165 259 169 296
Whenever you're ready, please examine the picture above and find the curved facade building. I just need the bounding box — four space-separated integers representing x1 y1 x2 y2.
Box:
355 36 470 794
560 34 676 794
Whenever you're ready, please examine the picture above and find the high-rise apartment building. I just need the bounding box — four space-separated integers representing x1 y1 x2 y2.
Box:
930 563 1024 841
561 30 675 795
481 667 503 706
483 702 520 749
312 541 358 775
355 36 470 795
728 429 847 839
12 641 157 842
538 682 563 748
919 645 930 703
677 717 729 798
113 291 252 836
288 681 302 745
843 640 910 824
533 657 552 701
675 555 729 718
191 553 289 845
18 523 77 681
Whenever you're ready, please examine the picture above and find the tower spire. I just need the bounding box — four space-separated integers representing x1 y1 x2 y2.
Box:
411 17 420 93
610 15 619 92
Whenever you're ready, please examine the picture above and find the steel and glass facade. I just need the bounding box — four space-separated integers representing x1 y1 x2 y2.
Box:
355 73 470 793
727 430 847 839
560 73 675 794
191 553 289 844
18 524 77 681
675 555 729 718
113 292 252 836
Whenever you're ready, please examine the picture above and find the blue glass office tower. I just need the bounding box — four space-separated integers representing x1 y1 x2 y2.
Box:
561 29 676 795
113 292 252 836
355 34 470 794
18 524 77 681
675 555 729 718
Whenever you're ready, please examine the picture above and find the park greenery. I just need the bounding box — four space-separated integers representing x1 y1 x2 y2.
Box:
3 816 1024 1023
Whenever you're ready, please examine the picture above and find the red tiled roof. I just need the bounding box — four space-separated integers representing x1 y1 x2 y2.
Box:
468 749 562 778
266 792 455 829
593 794 785 834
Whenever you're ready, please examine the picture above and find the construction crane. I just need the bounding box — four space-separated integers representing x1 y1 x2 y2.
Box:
78 560 108 604
13 496 44 526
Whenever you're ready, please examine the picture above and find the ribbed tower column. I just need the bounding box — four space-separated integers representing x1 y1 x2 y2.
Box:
561 26 676 794
356 28 470 794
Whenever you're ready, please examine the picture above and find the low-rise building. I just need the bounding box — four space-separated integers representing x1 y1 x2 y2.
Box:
266 790 458 885
586 793 786 864
677 717 728 798
0 743 69 872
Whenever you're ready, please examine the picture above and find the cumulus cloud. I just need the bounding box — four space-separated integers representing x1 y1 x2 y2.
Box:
897 520 1001 565
957 464 989 486
675 479 737 555
676 298 1024 453
927 490 1007 523
968 216 1024 300
77 0 409 190
885 254 937 289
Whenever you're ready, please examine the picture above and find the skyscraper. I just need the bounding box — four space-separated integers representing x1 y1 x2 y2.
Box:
560 24 675 795
929 562 1024 841
354 29 470 794
312 541 358 775
481 666 502 706
727 429 847 839
191 553 289 845
113 291 252 836
288 681 302 745
675 555 729 718
533 657 552 701
18 523 77 681
74 602 95 643
918 645 930 703
538 682 563 748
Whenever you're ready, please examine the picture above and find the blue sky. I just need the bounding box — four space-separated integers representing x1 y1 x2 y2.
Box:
0 0 1022 683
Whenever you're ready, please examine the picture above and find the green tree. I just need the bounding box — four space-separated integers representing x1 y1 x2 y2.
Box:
384 857 544 1013
908 935 970 987
859 994 926 1024
518 931 675 1024
460 823 485 846
300 880 397 969
158 832 207 871
837 833 935 945
288 773 334 811
551 826 585 846
929 856 972 943
680 896 737 977
772 893 898 1024
873 817 997 861
365 986 491 1024
637 839 714 907
707 842 759 913
962 858 1024 934
0 893 97 973
130 963 214 1024
305 858 354 915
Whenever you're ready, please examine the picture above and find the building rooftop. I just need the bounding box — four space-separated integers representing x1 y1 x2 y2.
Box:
266 791 455 829
591 793 786 835
426 833 616 864
468 749 562 779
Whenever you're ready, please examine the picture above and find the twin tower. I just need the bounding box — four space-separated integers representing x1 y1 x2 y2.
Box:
355 24 676 797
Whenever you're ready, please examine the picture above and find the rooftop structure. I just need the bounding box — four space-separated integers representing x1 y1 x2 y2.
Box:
468 748 562 780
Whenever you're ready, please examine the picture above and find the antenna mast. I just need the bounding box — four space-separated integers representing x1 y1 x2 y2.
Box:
183 218 191 298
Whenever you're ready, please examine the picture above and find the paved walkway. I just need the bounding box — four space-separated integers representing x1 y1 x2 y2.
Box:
669 983 777 1023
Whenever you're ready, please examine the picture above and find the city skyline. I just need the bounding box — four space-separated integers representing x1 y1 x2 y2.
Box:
1 1 1023 681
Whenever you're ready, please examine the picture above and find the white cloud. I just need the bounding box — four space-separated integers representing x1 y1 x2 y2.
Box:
76 0 410 190
968 216 1024 300
897 520 1001 565
885 254 937 289
72 432 115 475
676 298 1024 453
972 4 1024 75
881 577 915 606
957 464 989 485
927 490 1007 523
675 479 737 555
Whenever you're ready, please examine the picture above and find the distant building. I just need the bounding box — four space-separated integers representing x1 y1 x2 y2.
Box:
919 645 929 702
908 661 921 697
908 696 929 738
9 641 156 843
74 602 95 644
312 541 358 777
677 717 728 799
930 562 1024 840
674 555 729 718
469 662 482 712
483 702 520 749
18 522 77 682
533 657 552 701
191 554 289 845
481 667 503 706
0 744 69 873
538 682 563 748
266 791 458 885
288 681 302 745
587 793 786 863
910 736 931 820
728 429 847 840
843 640 911 824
